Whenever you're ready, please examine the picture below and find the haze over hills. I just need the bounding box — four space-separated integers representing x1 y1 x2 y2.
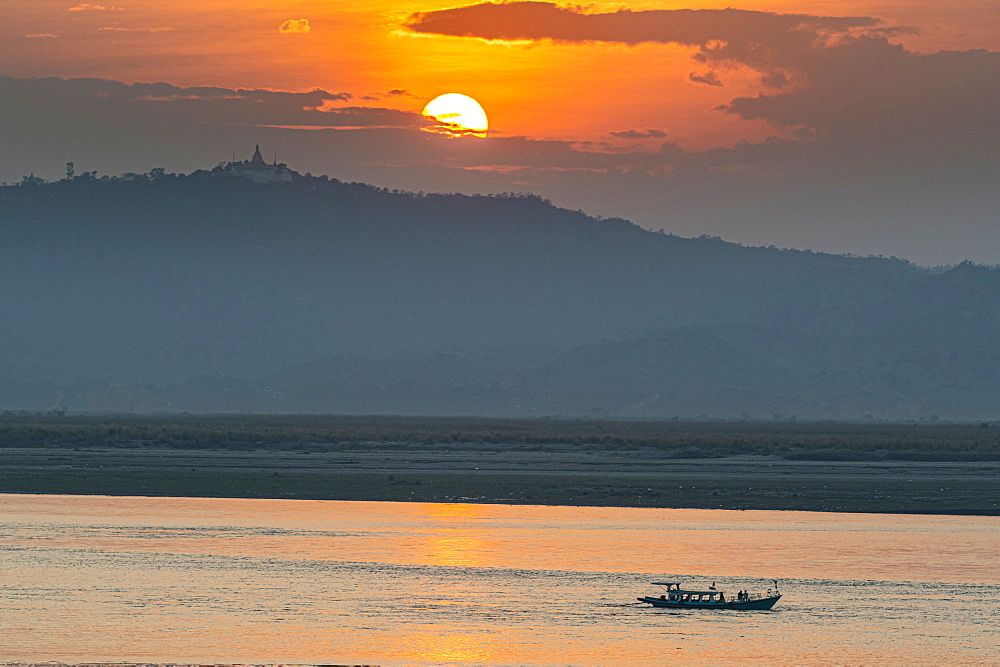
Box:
2 170 997 419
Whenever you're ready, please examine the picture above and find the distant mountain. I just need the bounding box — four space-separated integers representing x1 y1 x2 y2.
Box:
1 172 996 419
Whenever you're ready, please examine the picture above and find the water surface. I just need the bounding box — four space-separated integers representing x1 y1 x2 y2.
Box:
1 495 996 664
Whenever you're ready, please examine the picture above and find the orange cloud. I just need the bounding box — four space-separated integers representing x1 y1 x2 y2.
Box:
24 33 59 38
68 3 122 10
279 19 310 34
99 26 174 32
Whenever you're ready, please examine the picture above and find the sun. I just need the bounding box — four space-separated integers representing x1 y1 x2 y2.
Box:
421 93 489 138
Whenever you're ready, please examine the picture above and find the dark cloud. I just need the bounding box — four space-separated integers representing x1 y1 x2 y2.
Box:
758 70 789 89
406 3 878 70
0 77 422 129
867 26 919 38
406 2 877 43
688 71 723 87
721 39 999 162
609 129 667 140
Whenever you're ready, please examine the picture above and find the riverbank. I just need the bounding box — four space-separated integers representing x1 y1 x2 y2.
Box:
3 442 998 514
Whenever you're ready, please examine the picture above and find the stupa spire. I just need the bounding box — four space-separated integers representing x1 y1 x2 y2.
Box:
250 144 265 165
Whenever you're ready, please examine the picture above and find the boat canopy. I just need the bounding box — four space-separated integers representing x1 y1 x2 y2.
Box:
652 582 724 595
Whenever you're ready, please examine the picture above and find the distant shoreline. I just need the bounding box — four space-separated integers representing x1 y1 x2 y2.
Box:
3 441 997 516
3 415 997 515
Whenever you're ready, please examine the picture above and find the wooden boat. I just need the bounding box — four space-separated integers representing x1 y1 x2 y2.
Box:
637 580 781 610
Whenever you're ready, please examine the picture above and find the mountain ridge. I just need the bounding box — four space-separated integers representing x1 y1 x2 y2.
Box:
2 172 996 418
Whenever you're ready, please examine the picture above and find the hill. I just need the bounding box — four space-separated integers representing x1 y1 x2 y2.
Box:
1 171 996 419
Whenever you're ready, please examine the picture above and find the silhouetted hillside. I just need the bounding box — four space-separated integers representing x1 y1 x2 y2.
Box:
1 172 996 418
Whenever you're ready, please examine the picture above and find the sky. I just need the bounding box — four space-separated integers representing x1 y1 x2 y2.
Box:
2 0 997 265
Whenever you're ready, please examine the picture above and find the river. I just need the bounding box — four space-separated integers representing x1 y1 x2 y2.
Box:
1 494 997 664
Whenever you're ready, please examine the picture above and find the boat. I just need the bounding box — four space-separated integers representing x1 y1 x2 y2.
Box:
637 580 781 610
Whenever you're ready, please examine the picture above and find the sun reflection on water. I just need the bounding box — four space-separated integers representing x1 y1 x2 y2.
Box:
424 531 489 567
406 630 500 663
422 502 492 567
424 502 489 519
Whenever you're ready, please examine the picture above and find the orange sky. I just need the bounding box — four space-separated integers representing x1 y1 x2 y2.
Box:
6 0 997 149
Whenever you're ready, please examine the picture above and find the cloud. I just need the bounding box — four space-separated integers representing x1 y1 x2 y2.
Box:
137 94 246 102
688 71 723 87
720 38 999 161
99 26 174 33
279 19 311 35
758 71 789 89
24 33 59 39
406 3 878 64
609 129 667 140
0 77 422 132
303 97 356 112
68 3 122 10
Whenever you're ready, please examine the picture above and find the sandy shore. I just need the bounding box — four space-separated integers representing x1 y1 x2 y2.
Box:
2 442 998 514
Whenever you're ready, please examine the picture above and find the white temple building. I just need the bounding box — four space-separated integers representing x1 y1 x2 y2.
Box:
224 145 296 184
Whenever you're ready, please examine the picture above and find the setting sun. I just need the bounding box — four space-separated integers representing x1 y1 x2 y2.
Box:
422 93 488 138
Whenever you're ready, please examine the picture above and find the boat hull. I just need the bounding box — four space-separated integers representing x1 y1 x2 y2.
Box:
638 595 781 610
